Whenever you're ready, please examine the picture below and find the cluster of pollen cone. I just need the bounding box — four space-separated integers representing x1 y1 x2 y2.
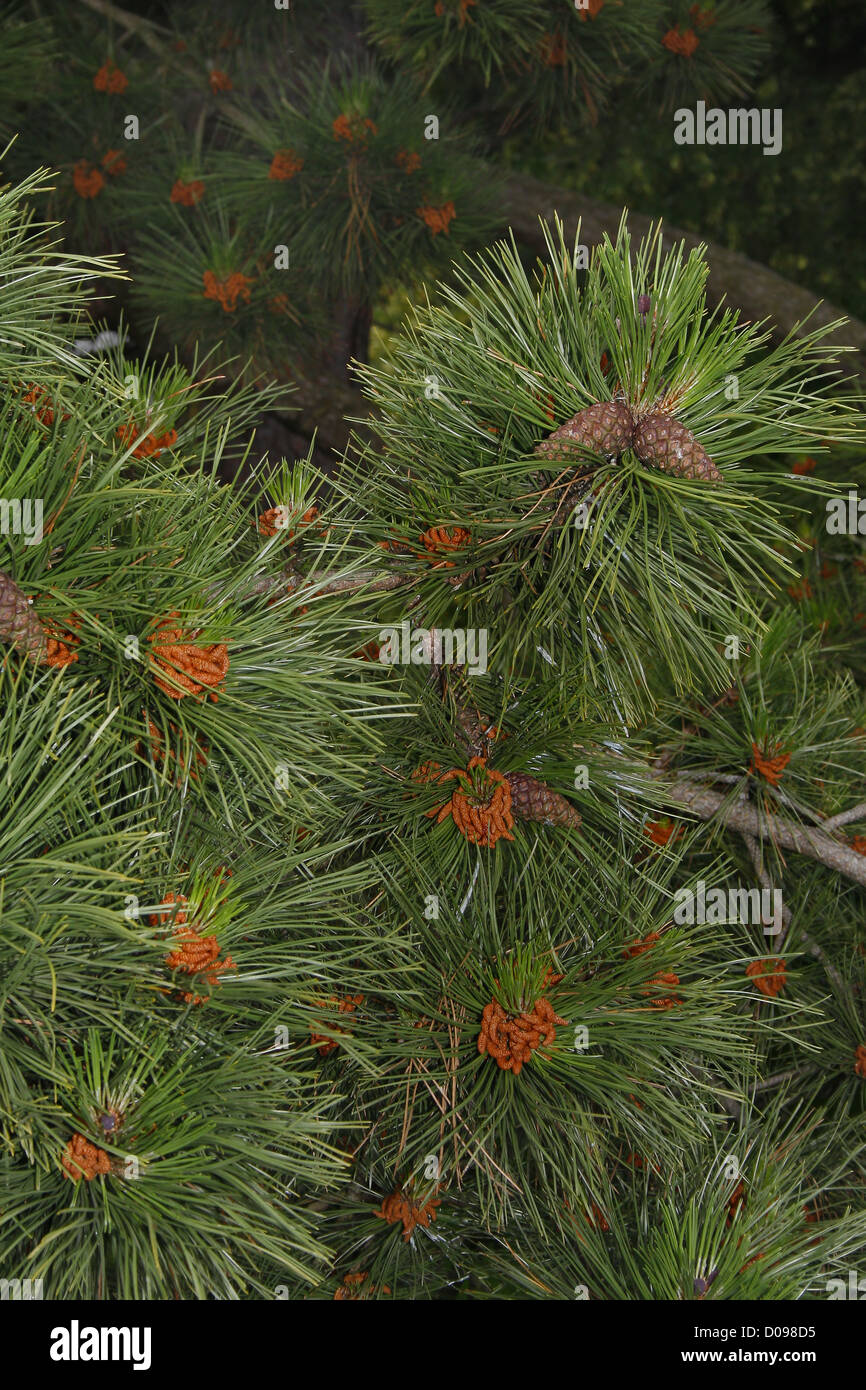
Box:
535 397 721 483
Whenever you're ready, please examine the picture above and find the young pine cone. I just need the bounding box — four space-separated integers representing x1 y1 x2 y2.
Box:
534 400 635 463
505 772 582 829
0 568 46 660
632 413 721 482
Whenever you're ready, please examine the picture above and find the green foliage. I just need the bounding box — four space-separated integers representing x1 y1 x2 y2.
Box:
0 172 395 1296
476 1099 866 1300
365 0 771 128
1 0 865 1306
343 216 859 718
0 5 56 142
502 4 866 323
2 13 498 374
640 0 773 110
218 58 497 303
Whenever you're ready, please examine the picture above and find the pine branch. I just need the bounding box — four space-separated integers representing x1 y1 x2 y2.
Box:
77 0 173 55
798 929 848 994
78 3 866 393
741 830 792 945
666 768 831 832
210 565 408 605
651 687 741 771
822 802 866 833
750 1067 818 1093
499 169 866 385
429 658 583 828
661 775 866 888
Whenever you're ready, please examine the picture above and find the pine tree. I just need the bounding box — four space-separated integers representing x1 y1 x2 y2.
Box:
0 169 396 1297
1 0 865 1308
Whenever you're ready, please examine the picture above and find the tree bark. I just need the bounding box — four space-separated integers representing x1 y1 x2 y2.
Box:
325 296 373 381
288 370 378 464
662 777 866 889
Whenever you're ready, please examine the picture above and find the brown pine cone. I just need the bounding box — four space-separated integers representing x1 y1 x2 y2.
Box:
0 569 47 660
534 400 635 463
632 413 721 482
506 772 582 829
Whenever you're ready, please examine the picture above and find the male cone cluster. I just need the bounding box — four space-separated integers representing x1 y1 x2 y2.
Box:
535 398 721 483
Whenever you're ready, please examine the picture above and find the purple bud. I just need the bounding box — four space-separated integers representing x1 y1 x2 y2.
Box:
694 1267 719 1296
100 1113 116 1132
637 293 651 320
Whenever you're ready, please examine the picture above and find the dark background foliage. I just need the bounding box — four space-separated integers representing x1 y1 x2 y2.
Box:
508 0 866 320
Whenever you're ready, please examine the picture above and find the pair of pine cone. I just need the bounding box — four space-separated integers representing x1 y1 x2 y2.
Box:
535 398 720 483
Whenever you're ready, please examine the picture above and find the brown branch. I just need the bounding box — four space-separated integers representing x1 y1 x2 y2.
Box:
740 831 791 946
822 802 866 833
689 798 855 997
286 371 378 461
78 0 173 55
291 568 407 597
662 777 866 889
750 1066 818 1094
208 565 409 605
798 929 848 994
